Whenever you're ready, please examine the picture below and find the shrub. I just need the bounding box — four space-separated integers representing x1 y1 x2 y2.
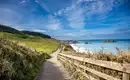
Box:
0 38 49 80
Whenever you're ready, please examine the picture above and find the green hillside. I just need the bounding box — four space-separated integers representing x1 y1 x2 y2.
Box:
0 24 22 34
0 25 60 53
21 30 51 38
0 25 60 80
0 38 50 80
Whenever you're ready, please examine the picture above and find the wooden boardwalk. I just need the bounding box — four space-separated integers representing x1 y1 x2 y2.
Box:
36 49 70 80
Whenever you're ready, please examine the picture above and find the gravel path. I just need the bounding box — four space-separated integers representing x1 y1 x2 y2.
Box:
36 48 70 80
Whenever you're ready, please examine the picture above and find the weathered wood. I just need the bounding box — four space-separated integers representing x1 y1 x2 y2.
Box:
123 73 130 80
59 55 120 80
59 56 98 80
74 63 120 80
79 71 98 80
59 53 130 74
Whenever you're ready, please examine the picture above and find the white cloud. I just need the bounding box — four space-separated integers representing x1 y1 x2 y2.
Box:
33 29 46 33
44 15 61 30
55 2 85 29
19 0 27 4
50 27 123 40
54 0 126 29
22 14 62 30
66 7 85 29
35 0 50 12
0 7 61 31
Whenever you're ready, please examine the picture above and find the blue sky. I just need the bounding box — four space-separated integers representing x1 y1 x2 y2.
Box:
0 0 130 40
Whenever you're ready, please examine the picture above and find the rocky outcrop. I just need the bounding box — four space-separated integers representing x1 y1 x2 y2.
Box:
104 40 116 42
85 42 89 44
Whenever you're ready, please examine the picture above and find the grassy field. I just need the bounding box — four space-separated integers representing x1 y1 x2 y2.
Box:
0 32 60 53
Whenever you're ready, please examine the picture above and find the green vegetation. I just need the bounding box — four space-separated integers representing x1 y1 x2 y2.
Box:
21 31 51 38
0 38 50 80
0 24 22 34
0 25 60 53
62 44 130 63
0 32 60 53
0 24 60 80
0 24 51 38
60 44 130 80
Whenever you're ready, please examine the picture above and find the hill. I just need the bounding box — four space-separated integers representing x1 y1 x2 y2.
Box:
0 38 50 80
21 30 51 38
0 24 60 53
0 24 51 38
0 25 60 80
0 24 22 34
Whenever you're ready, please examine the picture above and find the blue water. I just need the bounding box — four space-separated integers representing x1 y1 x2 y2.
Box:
75 39 130 53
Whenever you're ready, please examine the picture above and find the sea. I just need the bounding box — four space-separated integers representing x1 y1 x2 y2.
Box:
74 39 130 54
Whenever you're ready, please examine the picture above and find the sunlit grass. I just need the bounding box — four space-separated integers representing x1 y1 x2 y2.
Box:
0 32 60 53
60 44 130 80
0 38 51 80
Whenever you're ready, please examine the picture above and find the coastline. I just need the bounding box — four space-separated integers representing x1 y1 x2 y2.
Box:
70 44 92 53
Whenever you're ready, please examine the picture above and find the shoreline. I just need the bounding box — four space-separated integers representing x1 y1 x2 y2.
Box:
70 44 92 53
70 43 129 54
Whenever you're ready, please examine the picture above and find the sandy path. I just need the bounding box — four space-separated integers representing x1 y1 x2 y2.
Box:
36 48 70 80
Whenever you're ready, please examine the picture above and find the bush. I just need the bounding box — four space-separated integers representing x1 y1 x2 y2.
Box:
0 38 49 80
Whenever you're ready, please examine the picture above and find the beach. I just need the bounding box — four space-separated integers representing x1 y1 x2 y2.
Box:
70 44 90 53
70 39 130 54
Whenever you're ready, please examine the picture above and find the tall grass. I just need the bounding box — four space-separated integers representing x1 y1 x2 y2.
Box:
62 44 130 63
0 38 50 80
59 44 130 80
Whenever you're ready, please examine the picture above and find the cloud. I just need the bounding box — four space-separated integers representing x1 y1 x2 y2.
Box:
19 0 27 4
50 27 130 40
18 15 62 30
115 27 130 33
32 29 46 33
35 0 50 12
44 15 61 30
0 7 61 31
66 6 85 29
54 0 126 29
54 2 86 29
0 0 129 40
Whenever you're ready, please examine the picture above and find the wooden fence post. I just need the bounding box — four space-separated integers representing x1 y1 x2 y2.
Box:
123 73 130 80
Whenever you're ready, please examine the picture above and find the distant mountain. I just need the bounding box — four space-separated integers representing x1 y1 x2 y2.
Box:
0 24 51 38
21 31 51 38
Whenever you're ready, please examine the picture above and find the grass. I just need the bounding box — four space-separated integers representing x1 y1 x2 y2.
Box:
59 43 130 80
62 44 130 63
0 38 50 80
0 32 60 53
0 26 60 80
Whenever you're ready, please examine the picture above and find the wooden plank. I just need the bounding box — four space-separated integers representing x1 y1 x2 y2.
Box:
79 70 98 80
73 63 120 80
59 54 130 74
59 56 98 80
123 73 130 80
59 56 120 80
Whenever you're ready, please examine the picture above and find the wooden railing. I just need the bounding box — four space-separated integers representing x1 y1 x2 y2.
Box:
58 53 130 80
